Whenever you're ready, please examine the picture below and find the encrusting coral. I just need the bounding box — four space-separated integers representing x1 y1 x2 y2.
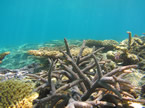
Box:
0 79 38 108
27 39 145 108
28 46 93 59
0 52 10 64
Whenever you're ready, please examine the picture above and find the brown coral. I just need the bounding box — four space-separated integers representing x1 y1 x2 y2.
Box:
0 52 10 64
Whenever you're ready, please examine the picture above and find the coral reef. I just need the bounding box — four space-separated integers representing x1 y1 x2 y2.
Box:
107 32 145 70
85 40 119 51
27 39 144 108
0 44 41 69
0 79 38 108
0 52 10 64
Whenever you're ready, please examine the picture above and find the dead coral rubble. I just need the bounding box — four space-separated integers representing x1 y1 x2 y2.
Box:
28 39 144 108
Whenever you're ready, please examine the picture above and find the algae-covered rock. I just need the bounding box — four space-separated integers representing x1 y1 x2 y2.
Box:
86 39 118 51
0 79 38 108
0 52 10 64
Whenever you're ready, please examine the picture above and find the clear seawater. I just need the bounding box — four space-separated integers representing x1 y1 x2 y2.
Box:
0 0 145 48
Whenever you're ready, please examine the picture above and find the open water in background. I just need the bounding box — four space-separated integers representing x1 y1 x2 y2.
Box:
0 0 145 47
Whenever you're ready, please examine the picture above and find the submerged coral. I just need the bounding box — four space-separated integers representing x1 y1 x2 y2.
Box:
0 52 10 64
107 32 145 70
0 79 38 108
27 39 144 108
86 39 118 51
28 45 93 59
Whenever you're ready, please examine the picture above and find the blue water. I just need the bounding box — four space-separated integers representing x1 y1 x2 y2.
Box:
0 0 145 47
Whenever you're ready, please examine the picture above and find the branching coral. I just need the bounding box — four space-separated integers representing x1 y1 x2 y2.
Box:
0 79 38 108
27 39 144 108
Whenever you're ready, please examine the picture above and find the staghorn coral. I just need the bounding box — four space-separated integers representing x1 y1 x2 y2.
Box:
0 79 38 108
127 31 132 50
27 39 144 108
0 52 10 64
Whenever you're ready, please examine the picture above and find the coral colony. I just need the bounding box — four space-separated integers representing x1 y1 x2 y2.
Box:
0 32 145 108
28 38 145 108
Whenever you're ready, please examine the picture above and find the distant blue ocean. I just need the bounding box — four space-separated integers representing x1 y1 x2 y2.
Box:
0 0 145 47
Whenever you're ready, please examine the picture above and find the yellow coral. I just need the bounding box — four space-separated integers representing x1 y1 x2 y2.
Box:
0 79 38 108
28 47 93 58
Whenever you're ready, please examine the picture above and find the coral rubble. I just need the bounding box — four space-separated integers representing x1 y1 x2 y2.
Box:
27 39 144 108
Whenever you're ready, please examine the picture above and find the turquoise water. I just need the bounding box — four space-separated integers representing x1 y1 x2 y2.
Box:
0 0 145 47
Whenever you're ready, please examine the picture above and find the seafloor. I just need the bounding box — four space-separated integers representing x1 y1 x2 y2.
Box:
0 32 145 108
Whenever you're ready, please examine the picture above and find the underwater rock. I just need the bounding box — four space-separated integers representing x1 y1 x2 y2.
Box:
0 79 38 108
86 39 119 51
0 52 10 64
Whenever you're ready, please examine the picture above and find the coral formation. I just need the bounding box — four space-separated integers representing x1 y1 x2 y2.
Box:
28 46 93 59
85 39 118 51
107 32 145 69
0 79 38 108
27 39 144 108
0 52 10 64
